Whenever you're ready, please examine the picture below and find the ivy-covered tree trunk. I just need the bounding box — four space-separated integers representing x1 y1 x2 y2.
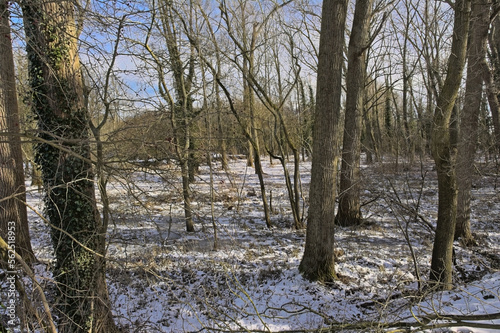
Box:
430 0 471 290
21 2 118 332
0 0 35 263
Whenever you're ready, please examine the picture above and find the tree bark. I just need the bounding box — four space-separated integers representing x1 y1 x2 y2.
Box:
336 0 373 227
21 1 118 331
299 0 348 282
0 0 35 263
488 15 500 153
483 63 500 155
456 0 491 245
430 0 471 290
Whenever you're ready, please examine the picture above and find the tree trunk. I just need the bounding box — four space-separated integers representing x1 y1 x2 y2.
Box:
21 2 118 331
430 0 471 290
243 20 272 228
158 0 197 231
483 60 500 156
488 15 500 153
215 75 229 171
401 2 413 163
299 0 348 282
248 89 271 229
0 0 35 263
181 158 195 232
188 139 200 183
363 99 376 165
456 0 491 245
336 0 373 227
292 149 304 229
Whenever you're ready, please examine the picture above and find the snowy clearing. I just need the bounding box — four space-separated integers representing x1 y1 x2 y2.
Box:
19 156 500 332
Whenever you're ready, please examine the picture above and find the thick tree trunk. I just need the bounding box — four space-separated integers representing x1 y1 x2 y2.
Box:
336 0 373 227
0 0 35 263
21 2 118 331
299 0 348 282
430 0 471 290
456 0 491 245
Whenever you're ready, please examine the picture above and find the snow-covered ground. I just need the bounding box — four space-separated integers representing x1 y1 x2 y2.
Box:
17 156 500 331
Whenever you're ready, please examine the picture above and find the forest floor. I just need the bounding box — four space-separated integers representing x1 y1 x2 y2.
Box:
25 155 500 332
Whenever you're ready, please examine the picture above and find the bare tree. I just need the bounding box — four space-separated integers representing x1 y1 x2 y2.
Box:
455 0 491 245
409 0 454 159
429 0 471 289
299 0 348 281
389 0 423 164
142 0 199 232
218 0 275 228
335 0 375 227
218 1 304 229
